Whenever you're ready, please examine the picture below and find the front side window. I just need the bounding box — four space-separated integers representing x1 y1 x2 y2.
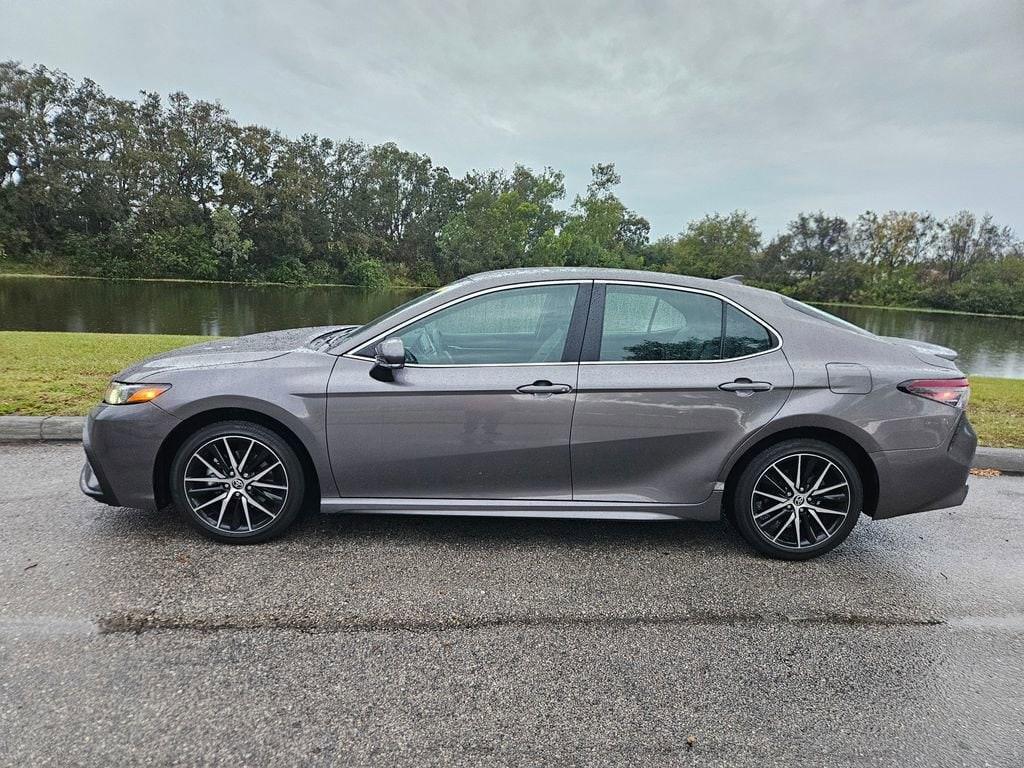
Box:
382 284 580 365
597 285 776 361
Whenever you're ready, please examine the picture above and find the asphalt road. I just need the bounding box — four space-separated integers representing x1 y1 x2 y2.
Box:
1 443 1022 767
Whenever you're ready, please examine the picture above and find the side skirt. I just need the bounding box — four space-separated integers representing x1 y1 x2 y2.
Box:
319 492 723 522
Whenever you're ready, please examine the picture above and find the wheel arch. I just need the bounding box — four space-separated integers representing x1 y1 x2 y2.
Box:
720 424 880 517
153 407 322 510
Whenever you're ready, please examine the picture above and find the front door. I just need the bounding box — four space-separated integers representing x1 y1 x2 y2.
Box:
571 282 794 504
327 282 590 500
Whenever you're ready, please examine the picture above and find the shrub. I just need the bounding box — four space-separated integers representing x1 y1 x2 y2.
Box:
344 258 390 289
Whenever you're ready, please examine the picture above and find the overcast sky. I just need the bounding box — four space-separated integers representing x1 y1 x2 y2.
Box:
2 0 1022 236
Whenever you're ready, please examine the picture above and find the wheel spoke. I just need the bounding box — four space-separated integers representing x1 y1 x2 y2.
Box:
754 499 790 519
244 493 278 520
238 439 255 474
772 512 795 543
185 476 227 484
809 504 846 517
195 454 225 479
808 461 833 494
772 464 797 493
250 482 287 490
248 461 281 484
808 508 829 536
794 508 802 547
215 493 231 528
193 491 227 512
223 437 240 475
811 481 848 496
754 489 788 503
240 495 253 531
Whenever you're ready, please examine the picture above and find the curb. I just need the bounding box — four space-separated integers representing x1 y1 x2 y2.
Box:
0 415 85 441
972 446 1024 473
1 415 1022 472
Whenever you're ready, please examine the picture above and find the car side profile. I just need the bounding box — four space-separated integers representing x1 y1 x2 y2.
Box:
80 268 977 559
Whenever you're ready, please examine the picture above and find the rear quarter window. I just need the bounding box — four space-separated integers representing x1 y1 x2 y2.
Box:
723 305 775 357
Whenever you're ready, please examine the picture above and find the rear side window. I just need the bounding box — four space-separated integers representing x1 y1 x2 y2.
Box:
597 285 776 362
599 285 724 361
723 305 774 357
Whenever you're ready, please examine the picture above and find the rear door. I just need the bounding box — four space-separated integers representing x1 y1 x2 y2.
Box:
570 282 793 504
327 281 591 500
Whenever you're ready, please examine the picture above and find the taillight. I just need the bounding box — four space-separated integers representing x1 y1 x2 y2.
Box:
898 377 970 408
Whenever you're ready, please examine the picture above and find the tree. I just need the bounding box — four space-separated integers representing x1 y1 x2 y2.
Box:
669 211 761 278
556 163 649 269
786 212 850 280
438 166 565 278
853 211 936 274
935 211 1012 284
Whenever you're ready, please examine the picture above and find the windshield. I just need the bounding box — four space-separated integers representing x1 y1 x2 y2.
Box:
356 287 443 333
781 297 875 337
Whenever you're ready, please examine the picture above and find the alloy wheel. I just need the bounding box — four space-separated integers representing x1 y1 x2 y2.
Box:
182 435 289 534
749 452 851 551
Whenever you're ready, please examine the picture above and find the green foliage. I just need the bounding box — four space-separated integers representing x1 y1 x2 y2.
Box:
344 258 390 289
1 62 1022 313
666 212 761 278
141 225 219 280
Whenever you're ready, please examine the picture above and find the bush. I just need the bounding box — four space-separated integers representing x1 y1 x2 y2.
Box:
305 259 339 284
410 259 440 287
140 225 219 280
265 257 309 285
344 258 390 289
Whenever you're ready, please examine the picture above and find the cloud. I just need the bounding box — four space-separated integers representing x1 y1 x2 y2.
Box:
2 0 1021 236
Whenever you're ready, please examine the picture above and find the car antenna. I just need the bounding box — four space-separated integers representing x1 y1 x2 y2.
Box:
718 275 744 284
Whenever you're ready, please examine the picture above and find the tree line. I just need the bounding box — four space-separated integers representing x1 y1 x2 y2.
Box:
2 62 1022 315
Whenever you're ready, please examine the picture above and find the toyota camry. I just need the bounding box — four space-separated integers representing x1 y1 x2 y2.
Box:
80 268 977 559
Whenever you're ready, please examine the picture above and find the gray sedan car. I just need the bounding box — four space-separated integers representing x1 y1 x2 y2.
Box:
81 268 976 559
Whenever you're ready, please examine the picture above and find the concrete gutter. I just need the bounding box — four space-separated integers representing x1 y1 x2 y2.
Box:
1 415 1022 472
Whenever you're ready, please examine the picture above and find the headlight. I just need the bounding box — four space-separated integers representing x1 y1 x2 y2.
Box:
103 381 172 405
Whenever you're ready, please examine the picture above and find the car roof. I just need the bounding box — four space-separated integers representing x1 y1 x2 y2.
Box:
448 266 774 300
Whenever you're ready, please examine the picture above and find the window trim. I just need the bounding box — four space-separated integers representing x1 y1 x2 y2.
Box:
343 279 593 369
580 280 783 365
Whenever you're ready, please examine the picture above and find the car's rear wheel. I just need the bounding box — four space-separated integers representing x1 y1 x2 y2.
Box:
169 421 306 543
730 439 862 560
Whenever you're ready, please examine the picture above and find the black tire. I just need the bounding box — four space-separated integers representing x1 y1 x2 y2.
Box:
730 438 863 560
169 421 306 544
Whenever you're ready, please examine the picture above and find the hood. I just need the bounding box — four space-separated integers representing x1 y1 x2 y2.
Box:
117 326 349 380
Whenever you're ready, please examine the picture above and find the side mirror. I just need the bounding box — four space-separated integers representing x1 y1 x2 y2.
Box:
374 337 406 370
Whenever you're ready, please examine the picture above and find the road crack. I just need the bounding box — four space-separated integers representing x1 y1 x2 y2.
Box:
95 611 945 636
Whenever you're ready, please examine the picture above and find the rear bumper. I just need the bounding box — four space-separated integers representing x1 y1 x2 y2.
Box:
81 402 180 508
870 413 977 520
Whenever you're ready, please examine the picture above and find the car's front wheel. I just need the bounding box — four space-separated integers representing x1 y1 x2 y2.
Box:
730 439 863 560
169 421 306 543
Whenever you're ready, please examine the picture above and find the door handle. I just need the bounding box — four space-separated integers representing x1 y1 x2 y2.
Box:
719 378 773 392
517 380 573 395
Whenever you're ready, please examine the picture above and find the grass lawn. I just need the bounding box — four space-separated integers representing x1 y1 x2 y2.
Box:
964 376 1024 449
0 331 211 416
0 331 1021 448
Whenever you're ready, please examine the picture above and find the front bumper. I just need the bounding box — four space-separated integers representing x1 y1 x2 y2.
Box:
81 402 180 508
871 413 977 520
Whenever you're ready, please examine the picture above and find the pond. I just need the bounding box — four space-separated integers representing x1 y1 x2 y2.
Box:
1 275 1022 378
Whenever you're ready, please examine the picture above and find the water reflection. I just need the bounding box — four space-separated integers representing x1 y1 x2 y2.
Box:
828 305 1024 379
0 276 1021 378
